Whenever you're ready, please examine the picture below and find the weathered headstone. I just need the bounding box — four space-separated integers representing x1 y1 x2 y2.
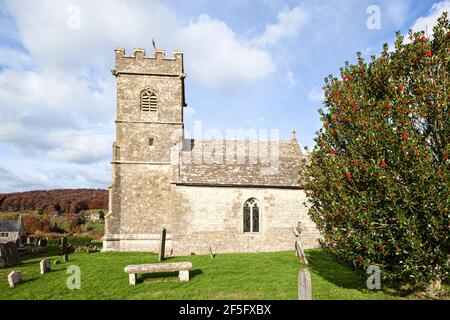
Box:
38 238 48 248
158 228 166 262
40 259 51 274
54 259 61 265
298 269 312 300
7 271 22 288
63 254 69 262
60 236 67 254
26 237 32 245
0 242 20 268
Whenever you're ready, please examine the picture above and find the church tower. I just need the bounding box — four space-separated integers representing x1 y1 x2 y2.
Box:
103 48 186 251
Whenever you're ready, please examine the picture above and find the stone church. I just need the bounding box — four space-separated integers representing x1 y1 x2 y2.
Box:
103 48 320 255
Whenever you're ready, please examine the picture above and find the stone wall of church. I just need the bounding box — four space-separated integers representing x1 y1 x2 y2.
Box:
103 165 320 254
172 185 320 255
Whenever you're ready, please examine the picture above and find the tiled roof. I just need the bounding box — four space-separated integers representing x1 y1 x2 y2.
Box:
176 139 305 188
0 220 22 233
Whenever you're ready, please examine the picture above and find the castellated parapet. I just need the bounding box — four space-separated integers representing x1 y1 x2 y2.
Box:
113 48 184 76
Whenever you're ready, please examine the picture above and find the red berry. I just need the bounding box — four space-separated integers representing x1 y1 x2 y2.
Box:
402 133 408 140
381 160 387 169
345 172 352 179
398 85 404 92
361 163 366 169
386 103 391 110
427 51 432 57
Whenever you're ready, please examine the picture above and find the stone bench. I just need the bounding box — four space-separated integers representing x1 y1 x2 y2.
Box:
124 262 192 285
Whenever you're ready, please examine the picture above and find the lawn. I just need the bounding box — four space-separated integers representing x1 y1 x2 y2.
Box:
0 248 400 300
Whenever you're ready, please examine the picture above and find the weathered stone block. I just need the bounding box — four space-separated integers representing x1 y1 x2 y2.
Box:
7 271 22 288
40 259 51 274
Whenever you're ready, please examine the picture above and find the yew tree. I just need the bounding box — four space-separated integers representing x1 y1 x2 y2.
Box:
302 13 449 288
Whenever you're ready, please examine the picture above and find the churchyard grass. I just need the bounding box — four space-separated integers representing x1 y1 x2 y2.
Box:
0 248 401 300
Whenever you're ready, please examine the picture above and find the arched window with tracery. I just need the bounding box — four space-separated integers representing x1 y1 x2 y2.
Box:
140 89 157 112
243 198 260 233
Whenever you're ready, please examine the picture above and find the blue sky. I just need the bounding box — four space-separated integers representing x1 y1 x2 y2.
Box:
0 0 448 192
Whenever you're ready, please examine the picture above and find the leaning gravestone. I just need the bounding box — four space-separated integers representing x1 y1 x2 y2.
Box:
40 259 51 274
0 242 20 268
158 228 166 262
60 236 67 254
298 269 312 300
63 254 69 262
7 271 22 288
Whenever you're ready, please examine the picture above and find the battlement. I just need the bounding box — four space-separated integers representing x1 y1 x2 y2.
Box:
113 48 184 76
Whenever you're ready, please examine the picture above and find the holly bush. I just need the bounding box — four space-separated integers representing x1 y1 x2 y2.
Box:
302 13 449 289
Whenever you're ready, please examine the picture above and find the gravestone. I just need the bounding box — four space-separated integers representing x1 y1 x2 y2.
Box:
40 259 51 274
293 223 308 265
7 271 22 288
60 237 67 254
158 229 166 262
54 259 61 265
63 254 69 262
0 242 20 268
298 269 312 300
208 246 214 260
38 238 48 248
295 239 309 265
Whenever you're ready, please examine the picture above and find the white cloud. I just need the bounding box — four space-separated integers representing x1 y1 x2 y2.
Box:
308 86 324 103
0 0 312 191
255 5 309 46
411 0 450 35
286 70 297 87
179 14 276 88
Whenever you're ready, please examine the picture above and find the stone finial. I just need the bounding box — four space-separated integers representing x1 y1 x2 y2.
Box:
291 129 297 141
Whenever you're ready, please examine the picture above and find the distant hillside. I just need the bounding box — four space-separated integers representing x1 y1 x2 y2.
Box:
0 189 108 214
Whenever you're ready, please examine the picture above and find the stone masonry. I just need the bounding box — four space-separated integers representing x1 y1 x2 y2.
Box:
103 48 320 255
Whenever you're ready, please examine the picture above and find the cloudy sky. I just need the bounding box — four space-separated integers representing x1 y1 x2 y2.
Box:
0 0 448 193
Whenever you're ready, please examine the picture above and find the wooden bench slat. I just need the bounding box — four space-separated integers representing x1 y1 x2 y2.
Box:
124 262 192 274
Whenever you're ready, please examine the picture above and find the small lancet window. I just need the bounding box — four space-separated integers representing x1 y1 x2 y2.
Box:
141 89 157 112
243 198 260 233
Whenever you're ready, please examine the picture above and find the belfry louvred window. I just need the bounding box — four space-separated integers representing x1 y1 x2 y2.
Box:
243 198 260 233
141 89 157 112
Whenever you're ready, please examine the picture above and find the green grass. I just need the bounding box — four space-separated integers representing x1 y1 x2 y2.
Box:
0 248 400 300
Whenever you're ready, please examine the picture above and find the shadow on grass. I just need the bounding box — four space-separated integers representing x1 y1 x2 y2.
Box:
139 269 203 284
305 250 370 292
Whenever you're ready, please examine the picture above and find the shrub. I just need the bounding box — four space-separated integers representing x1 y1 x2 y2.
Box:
302 13 449 289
